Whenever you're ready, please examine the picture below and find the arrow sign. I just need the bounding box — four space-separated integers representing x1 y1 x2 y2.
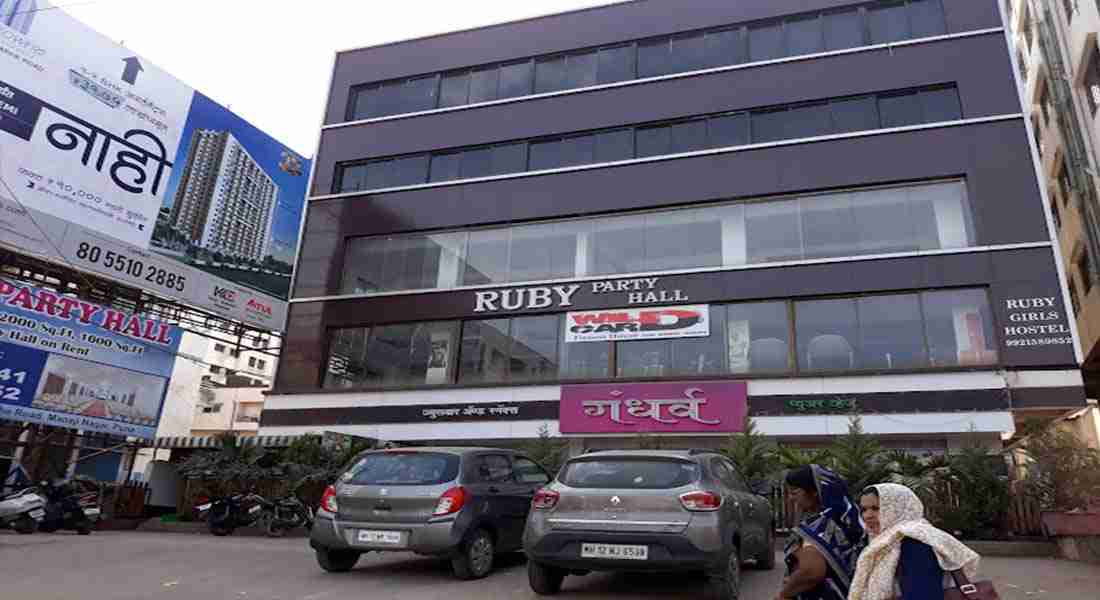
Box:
121 56 143 85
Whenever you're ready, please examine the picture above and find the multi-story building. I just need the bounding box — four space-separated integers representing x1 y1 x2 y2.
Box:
265 0 1086 455
0 0 37 35
170 130 279 263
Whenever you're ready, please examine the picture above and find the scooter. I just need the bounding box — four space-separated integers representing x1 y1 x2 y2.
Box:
265 494 314 537
0 485 47 534
197 490 270 536
36 479 92 535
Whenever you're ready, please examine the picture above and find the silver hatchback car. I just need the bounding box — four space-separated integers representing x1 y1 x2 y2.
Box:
310 447 552 579
523 450 775 599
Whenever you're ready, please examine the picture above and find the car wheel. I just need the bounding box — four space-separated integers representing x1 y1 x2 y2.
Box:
753 526 776 570
452 529 494 580
316 547 361 573
528 560 565 595
13 516 37 534
707 544 741 600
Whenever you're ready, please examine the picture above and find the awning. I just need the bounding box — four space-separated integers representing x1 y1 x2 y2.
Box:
142 434 305 450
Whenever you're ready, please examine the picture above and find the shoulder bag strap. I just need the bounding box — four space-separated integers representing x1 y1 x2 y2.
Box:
949 569 980 595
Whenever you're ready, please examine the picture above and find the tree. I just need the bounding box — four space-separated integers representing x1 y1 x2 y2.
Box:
521 425 568 479
1021 424 1100 511
720 418 779 487
828 416 895 497
774 445 832 470
938 434 1011 539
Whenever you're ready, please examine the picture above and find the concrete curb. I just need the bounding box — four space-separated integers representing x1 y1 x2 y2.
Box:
962 540 1058 558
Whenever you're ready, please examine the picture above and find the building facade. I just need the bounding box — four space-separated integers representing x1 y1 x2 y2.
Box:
0 0 37 35
170 130 279 263
266 0 1087 454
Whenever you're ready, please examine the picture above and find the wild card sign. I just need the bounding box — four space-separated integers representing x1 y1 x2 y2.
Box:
564 304 711 343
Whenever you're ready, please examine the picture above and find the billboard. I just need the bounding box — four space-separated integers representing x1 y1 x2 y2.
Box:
0 278 181 438
0 1 310 330
564 305 712 343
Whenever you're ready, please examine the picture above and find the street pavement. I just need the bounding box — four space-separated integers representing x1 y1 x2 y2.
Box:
3 530 1100 600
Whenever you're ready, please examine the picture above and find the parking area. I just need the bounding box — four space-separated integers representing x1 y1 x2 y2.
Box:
3 530 1100 600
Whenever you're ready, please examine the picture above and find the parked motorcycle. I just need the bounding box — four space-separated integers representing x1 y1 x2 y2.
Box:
196 490 271 536
36 479 93 535
0 485 47 534
265 494 313 537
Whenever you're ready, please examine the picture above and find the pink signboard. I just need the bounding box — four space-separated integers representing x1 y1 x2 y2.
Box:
559 381 748 434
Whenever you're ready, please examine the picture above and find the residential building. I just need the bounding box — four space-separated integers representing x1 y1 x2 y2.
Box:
170 130 279 263
265 0 1086 455
190 386 266 438
0 0 37 35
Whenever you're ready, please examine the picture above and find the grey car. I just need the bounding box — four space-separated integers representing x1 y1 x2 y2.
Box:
523 450 775 599
310 447 552 579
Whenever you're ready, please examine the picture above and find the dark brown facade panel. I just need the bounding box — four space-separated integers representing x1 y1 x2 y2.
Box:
315 33 1018 178
1009 386 1088 409
325 0 1002 124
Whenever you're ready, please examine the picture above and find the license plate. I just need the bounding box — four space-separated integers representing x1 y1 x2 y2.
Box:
28 509 45 520
357 530 402 545
196 503 212 511
581 543 648 560
249 505 261 514
84 508 101 517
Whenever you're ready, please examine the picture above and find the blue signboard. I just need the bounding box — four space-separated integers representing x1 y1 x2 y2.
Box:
0 278 181 438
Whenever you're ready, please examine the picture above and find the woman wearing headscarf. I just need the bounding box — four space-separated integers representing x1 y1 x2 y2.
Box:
849 483 981 600
776 465 865 600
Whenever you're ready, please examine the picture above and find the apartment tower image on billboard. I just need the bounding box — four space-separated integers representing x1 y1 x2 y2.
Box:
262 0 1084 461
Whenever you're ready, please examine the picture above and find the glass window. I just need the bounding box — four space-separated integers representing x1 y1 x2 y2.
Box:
670 120 708 153
460 147 494 178
491 143 528 175
639 37 673 78
509 220 584 282
784 102 833 139
363 321 460 386
499 60 534 98
705 28 747 68
830 96 880 133
879 92 923 128
727 302 791 373
463 229 511 285
388 155 430 187
565 51 598 89
869 1 910 44
511 315 561 382
561 459 700 489
709 113 750 148
644 208 724 271
616 306 727 378
1085 47 1100 115
513 457 551 484
921 289 998 367
909 0 947 38
474 455 513 483
439 71 470 108
919 87 962 122
801 192 858 259
469 67 500 104
598 44 636 84
595 129 635 162
670 33 707 73
824 8 866 51
849 187 921 254
529 139 564 171
588 213 649 275
902 181 971 249
797 298 860 371
786 15 824 56
374 81 404 117
561 331 611 378
344 453 460 486
636 125 672 158
459 319 511 383
363 161 389 190
560 135 596 167
745 199 802 262
535 56 567 93
429 152 463 183
339 164 368 193
350 86 376 120
749 22 785 62
750 108 788 143
858 294 928 369
404 75 439 112
342 232 465 293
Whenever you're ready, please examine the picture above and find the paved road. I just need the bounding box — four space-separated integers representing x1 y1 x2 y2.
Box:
3 530 1099 600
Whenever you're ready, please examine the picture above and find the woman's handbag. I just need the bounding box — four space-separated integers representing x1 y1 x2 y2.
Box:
943 569 1000 600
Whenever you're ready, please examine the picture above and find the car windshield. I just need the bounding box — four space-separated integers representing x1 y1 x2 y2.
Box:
342 452 460 486
560 459 700 489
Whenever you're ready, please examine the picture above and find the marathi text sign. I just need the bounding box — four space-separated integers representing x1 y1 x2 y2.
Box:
0 279 180 438
564 305 711 343
559 381 747 434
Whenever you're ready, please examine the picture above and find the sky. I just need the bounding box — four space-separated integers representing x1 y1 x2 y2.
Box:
60 0 629 157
